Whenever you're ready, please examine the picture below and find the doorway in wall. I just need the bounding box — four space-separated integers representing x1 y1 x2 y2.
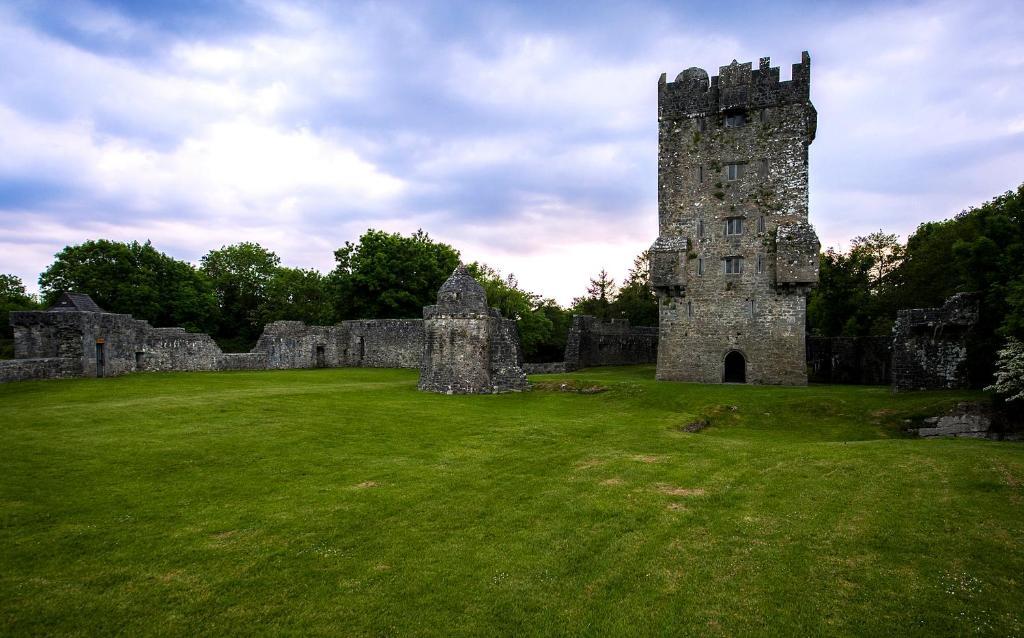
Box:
95 341 106 378
723 350 746 383
315 345 326 368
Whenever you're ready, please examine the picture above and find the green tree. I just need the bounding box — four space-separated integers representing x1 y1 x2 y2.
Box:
571 269 617 320
890 184 1024 384
610 251 658 326
259 267 333 327
850 230 904 288
807 248 875 337
38 240 217 332
0 274 39 357
200 242 281 346
465 263 562 361
329 229 460 320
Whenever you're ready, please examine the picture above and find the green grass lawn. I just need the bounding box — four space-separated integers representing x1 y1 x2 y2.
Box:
1 366 1022 637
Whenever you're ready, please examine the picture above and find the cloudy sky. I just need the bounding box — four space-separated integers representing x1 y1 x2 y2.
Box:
1 0 1022 304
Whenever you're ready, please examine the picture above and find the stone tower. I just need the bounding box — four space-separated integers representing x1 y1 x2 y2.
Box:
418 265 528 394
650 52 820 385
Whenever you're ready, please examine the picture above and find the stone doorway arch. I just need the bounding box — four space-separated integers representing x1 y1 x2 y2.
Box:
723 350 746 383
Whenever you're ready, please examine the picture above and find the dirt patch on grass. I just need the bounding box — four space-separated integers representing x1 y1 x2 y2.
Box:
674 418 709 433
355 481 379 489
633 454 665 464
600 478 624 486
655 484 705 496
666 503 689 511
211 530 237 540
575 458 606 470
532 381 608 394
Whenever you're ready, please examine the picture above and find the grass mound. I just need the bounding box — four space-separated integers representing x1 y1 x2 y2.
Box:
1 366 1021 636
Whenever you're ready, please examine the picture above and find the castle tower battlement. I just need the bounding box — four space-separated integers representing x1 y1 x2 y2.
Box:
658 51 812 122
651 52 819 385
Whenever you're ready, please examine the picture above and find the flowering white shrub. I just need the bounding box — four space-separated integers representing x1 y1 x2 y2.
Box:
986 337 1024 401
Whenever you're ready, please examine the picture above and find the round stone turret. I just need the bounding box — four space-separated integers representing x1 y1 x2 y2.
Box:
418 263 527 394
435 264 488 313
675 67 709 91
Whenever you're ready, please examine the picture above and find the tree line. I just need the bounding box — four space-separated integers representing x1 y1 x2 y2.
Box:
807 183 1024 386
0 229 656 362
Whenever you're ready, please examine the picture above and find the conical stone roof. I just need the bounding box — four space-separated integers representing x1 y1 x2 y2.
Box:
435 264 488 312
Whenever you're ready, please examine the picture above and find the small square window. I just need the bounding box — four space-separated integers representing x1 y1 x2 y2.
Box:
725 218 743 235
725 113 745 128
757 215 766 233
724 256 743 274
756 254 765 274
726 163 745 181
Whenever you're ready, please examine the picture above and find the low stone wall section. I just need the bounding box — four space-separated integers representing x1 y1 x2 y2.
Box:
523 362 567 375
218 353 269 370
253 319 423 370
564 316 658 371
0 357 77 383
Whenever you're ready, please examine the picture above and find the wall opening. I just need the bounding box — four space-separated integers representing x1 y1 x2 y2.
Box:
315 345 326 368
357 336 365 363
135 351 145 371
95 341 106 378
723 350 746 383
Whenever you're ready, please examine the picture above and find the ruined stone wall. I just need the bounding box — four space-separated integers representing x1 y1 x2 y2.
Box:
892 293 979 392
0 358 76 383
218 353 269 370
340 320 424 368
651 53 818 385
806 336 891 385
252 319 423 370
523 362 567 375
564 316 658 371
142 327 223 373
489 317 529 390
6 308 429 383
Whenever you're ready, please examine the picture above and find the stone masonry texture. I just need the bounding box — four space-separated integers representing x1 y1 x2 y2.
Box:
418 265 528 394
4 293 424 383
891 292 980 392
651 53 819 385
563 316 658 371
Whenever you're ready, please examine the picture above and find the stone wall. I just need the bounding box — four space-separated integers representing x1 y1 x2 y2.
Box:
892 293 980 392
0 357 75 383
5 305 426 383
806 336 891 385
564 316 658 371
523 362 567 375
340 320 424 368
253 319 422 370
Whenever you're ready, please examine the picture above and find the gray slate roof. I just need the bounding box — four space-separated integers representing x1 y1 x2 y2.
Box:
47 292 105 313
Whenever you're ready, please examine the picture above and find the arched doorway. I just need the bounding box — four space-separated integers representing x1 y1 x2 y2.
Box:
723 350 746 383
